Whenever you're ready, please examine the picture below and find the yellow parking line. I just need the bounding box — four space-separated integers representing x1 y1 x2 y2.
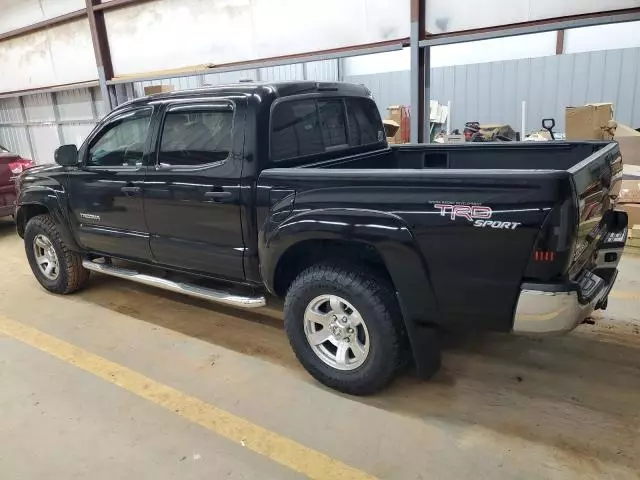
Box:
610 291 640 301
0 315 375 480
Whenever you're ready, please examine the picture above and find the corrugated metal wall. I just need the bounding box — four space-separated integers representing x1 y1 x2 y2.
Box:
0 97 31 159
0 87 103 164
345 47 640 133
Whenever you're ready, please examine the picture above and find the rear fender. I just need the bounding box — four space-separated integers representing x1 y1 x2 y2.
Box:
261 208 442 377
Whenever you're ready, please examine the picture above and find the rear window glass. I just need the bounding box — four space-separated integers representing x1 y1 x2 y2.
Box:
271 97 383 162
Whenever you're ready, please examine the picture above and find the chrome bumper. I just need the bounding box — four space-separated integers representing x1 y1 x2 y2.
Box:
512 227 626 335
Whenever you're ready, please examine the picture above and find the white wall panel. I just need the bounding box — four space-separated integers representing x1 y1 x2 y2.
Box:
0 0 85 34
259 64 304 81
305 60 339 81
105 0 409 77
0 126 31 158
23 94 55 122
0 19 97 93
30 125 60 164
0 97 23 123
62 124 95 146
426 0 640 33
56 89 96 121
565 21 640 54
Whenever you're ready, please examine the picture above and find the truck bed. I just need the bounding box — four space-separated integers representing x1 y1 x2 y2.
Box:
259 140 622 332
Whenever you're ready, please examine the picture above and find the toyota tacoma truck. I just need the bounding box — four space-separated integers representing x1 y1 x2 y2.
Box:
16 81 628 394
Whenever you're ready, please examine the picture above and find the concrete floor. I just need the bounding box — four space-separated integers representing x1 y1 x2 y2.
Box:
1 218 639 480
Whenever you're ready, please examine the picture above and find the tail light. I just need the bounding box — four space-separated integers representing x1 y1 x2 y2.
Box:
8 159 34 176
534 250 556 262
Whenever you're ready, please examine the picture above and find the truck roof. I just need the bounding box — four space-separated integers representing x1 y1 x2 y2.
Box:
116 81 372 112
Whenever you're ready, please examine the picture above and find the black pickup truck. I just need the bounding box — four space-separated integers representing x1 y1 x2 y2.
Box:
16 81 628 394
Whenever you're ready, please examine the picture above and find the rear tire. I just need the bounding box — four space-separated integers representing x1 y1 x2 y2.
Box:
284 263 404 395
24 214 90 294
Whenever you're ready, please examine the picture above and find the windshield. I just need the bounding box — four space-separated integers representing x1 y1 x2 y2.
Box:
0 144 10 154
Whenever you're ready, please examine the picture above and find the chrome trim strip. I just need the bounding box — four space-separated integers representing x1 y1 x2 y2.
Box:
82 260 266 309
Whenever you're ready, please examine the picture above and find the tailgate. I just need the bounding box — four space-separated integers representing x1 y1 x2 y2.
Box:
567 142 623 276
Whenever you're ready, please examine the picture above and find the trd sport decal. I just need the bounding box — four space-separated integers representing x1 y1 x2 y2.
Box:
433 203 521 230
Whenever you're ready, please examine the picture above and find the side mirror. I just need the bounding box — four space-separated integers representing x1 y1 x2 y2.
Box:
54 144 78 166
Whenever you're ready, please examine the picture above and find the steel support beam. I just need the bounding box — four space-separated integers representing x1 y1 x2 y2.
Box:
556 30 565 55
86 0 115 111
50 92 66 145
410 0 428 143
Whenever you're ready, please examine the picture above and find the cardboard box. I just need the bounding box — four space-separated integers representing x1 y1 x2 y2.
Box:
143 84 175 96
565 103 614 140
619 179 640 204
620 203 640 228
387 106 408 144
615 123 640 167
383 119 400 139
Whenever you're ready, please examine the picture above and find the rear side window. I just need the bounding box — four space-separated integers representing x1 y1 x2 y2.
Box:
346 98 382 147
271 100 324 161
158 106 233 167
271 97 383 162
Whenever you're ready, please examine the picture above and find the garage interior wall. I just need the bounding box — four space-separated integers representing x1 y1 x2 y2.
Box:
0 87 106 163
1 0 639 161
346 46 640 133
104 0 408 76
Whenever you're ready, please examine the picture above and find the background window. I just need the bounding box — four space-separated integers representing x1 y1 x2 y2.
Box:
159 108 233 167
87 110 151 167
271 100 323 162
346 98 383 147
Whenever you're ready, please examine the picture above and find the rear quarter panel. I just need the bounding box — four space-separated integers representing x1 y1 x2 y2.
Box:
259 168 566 331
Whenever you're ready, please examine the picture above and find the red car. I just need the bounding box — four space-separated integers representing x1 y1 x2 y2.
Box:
0 144 34 218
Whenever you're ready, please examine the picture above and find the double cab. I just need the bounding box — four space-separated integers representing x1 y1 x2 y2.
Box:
16 81 628 394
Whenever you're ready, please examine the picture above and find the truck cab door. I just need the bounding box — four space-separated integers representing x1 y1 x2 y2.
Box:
142 98 246 281
67 107 154 261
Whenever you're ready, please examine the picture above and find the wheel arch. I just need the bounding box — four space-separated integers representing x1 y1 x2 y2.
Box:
261 209 443 378
17 200 81 252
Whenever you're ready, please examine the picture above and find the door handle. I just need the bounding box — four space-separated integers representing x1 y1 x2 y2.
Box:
121 186 141 194
204 191 232 200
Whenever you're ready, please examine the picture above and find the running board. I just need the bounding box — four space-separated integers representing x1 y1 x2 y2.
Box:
82 260 266 309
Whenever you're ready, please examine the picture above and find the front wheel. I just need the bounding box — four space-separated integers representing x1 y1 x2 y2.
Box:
284 263 405 395
24 214 90 294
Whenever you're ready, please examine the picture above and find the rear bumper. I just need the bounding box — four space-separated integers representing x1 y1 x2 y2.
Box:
512 226 627 335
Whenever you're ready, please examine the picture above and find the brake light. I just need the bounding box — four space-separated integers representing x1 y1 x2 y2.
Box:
535 250 556 261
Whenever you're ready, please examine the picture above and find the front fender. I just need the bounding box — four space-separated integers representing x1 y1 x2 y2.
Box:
17 185 80 252
260 208 443 376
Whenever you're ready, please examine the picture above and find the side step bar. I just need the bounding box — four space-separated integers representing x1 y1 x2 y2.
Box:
82 260 266 309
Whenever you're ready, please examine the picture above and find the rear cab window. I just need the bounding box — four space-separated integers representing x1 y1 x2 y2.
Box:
270 96 385 163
